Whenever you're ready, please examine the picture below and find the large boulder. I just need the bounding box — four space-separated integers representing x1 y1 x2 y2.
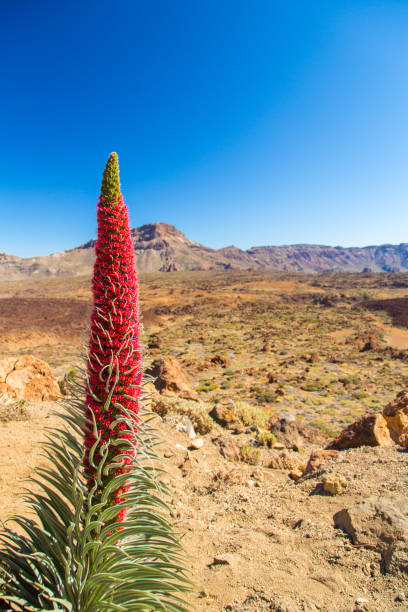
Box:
267 415 327 450
146 356 198 401
0 355 61 401
334 497 408 575
268 416 302 450
326 414 393 451
383 390 408 447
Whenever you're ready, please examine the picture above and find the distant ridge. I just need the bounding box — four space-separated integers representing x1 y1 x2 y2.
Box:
1 222 408 279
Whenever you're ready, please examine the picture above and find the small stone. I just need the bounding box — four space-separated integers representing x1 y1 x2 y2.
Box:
247 479 255 487
322 472 348 495
212 553 235 565
189 438 204 450
185 418 196 439
163 450 174 458
289 469 303 482
175 443 186 450
250 466 264 482
395 592 406 602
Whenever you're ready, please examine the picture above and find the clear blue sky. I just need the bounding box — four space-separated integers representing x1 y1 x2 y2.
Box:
2 1 408 257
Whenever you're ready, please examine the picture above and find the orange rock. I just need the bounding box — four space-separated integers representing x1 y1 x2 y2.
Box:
383 390 408 447
326 414 393 451
209 404 239 429
0 355 61 401
303 449 339 475
146 356 198 401
210 354 231 368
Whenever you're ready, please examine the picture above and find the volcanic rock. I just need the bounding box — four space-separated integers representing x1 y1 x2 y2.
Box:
266 450 306 472
268 416 302 450
266 371 279 383
326 414 393 451
210 354 231 368
322 472 347 495
334 497 408 570
383 390 408 447
348 331 383 352
213 437 240 462
147 334 161 350
0 356 61 401
209 403 239 429
303 449 339 475
146 356 198 401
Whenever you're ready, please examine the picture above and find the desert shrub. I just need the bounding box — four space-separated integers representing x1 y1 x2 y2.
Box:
234 401 271 429
339 375 360 386
240 444 261 465
256 390 276 403
197 379 218 392
151 395 215 434
0 394 27 423
58 366 79 395
352 391 369 400
256 431 277 448
309 418 337 437
301 382 324 392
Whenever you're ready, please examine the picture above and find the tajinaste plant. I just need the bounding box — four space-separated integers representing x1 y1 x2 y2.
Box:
84 152 143 522
0 153 190 611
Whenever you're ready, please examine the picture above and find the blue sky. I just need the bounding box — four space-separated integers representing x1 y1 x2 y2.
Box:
2 1 408 256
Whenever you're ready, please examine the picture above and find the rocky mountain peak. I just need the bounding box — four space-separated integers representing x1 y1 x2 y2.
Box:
132 223 188 243
2 225 408 279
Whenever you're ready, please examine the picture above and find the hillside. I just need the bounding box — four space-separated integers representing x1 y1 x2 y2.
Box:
1 271 408 610
1 222 408 279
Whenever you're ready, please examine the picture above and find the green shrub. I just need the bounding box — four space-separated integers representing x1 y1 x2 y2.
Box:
240 444 261 465
234 401 271 429
301 382 324 392
151 395 215 434
256 391 276 403
256 431 277 448
197 380 218 393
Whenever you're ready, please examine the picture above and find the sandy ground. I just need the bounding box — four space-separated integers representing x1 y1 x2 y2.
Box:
0 400 407 612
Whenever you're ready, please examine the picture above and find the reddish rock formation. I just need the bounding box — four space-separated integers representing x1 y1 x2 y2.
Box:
0 356 61 401
210 354 231 368
209 403 239 429
146 356 198 401
326 414 393 451
303 449 339 475
383 390 408 447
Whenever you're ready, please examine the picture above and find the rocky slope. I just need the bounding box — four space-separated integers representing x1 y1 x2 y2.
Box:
2 222 408 278
1 391 407 612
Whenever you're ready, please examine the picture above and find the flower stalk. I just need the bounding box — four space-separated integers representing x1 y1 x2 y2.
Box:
0 153 190 611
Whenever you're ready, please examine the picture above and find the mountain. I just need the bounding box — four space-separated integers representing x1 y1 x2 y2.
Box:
1 222 408 279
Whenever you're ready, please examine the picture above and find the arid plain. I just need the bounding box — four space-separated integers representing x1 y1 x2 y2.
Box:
1 270 408 611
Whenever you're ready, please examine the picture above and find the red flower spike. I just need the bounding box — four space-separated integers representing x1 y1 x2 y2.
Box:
84 153 141 519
